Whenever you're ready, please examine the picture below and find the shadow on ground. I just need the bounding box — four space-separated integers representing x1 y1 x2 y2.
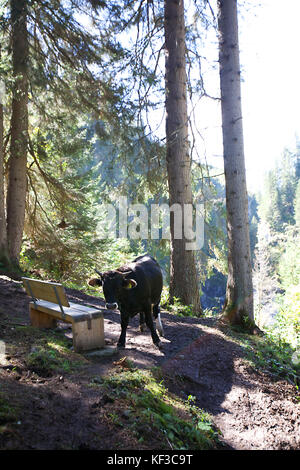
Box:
0 278 299 450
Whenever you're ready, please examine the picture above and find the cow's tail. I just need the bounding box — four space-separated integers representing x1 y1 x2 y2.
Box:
157 313 164 337
153 304 164 337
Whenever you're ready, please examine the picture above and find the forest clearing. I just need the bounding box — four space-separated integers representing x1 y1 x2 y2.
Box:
0 275 299 451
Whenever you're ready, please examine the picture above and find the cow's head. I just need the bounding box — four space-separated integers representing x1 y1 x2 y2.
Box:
88 269 137 310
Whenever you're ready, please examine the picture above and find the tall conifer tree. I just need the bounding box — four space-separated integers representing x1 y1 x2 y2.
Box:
6 0 29 265
164 0 201 313
0 45 8 264
217 0 254 327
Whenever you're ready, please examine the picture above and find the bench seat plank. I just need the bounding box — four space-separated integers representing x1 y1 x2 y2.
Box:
29 300 107 323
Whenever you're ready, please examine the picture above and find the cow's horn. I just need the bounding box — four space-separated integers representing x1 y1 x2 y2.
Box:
118 270 132 277
95 269 103 277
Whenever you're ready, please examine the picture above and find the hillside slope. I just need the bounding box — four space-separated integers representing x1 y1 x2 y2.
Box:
0 276 299 450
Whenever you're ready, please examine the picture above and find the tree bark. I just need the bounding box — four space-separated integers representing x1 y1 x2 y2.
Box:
0 47 9 264
217 0 254 327
164 0 201 313
6 0 29 265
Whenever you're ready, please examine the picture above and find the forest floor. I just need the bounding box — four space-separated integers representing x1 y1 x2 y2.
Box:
0 275 299 452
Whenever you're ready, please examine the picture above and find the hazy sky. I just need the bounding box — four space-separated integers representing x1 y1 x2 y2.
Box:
236 0 300 192
192 0 300 193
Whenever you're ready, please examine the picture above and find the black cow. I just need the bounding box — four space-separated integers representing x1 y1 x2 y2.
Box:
88 254 164 349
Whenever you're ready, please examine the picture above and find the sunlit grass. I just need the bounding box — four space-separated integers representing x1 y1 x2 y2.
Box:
97 364 220 450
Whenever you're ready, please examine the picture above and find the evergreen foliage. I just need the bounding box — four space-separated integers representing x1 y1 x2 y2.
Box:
295 180 300 228
254 143 300 347
0 0 231 308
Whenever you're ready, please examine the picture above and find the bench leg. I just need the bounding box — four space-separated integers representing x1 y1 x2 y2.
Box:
30 305 57 328
72 317 104 352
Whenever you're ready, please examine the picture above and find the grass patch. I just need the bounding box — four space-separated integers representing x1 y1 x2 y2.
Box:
225 325 300 387
98 363 220 450
10 325 86 377
25 342 85 377
243 335 300 386
26 346 68 377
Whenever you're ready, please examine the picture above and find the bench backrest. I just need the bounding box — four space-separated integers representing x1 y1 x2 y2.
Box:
22 277 70 307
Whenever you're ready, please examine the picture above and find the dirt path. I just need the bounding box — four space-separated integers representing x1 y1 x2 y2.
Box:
0 276 299 450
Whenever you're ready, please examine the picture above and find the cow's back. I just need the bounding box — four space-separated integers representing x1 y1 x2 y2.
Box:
131 255 163 304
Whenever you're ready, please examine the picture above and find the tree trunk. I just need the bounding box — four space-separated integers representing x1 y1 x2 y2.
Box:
6 0 29 266
217 0 254 327
0 47 9 264
164 0 201 313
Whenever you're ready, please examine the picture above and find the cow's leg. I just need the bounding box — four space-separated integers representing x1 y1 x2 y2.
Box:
117 312 129 348
153 303 164 337
139 312 146 332
144 306 161 348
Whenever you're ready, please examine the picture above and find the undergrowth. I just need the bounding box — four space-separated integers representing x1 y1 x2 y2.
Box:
244 335 300 387
12 326 85 377
226 325 300 388
94 361 220 450
161 287 195 317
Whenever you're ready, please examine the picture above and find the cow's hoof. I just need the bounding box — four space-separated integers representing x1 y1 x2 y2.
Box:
154 341 163 350
140 323 146 333
117 344 126 349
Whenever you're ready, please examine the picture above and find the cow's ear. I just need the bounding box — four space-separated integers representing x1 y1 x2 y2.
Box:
88 278 102 287
122 278 137 289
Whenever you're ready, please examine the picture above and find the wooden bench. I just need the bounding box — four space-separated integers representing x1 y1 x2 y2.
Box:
22 277 107 353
